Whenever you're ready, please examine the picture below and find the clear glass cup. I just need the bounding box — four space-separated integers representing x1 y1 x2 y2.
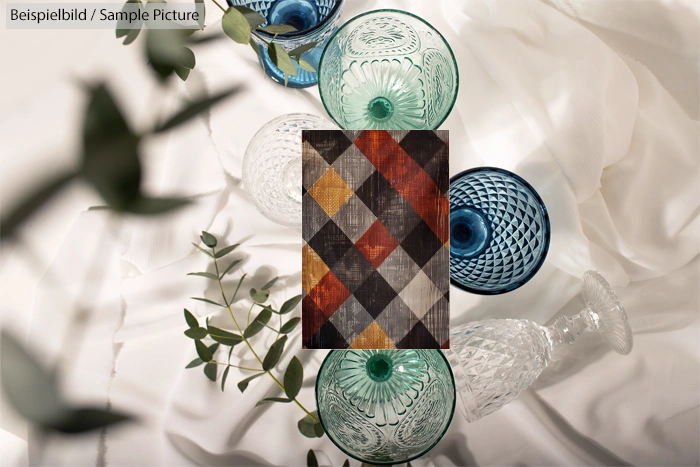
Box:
226 0 345 88
450 167 551 294
316 349 455 465
318 9 459 129
447 271 633 422
241 113 336 228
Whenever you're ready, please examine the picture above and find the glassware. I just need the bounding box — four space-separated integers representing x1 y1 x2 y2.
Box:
226 0 345 88
316 349 455 465
450 167 551 294
318 9 459 129
242 113 336 228
448 270 633 422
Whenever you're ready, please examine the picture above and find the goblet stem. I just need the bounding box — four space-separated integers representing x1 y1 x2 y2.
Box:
542 308 599 349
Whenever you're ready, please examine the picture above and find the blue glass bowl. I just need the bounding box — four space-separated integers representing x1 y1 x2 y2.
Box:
226 0 344 88
450 167 550 294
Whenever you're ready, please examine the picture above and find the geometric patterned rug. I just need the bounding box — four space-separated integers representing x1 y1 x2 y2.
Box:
301 130 449 349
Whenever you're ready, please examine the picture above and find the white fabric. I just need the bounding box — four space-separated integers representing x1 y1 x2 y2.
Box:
1 0 698 465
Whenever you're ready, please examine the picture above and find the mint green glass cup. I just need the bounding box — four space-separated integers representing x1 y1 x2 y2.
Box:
318 9 459 130
316 350 456 464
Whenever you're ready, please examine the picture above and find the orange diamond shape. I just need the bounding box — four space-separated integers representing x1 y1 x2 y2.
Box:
302 243 330 294
308 168 354 218
351 321 394 349
355 220 400 269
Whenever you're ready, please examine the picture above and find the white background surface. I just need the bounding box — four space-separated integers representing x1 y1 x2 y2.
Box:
1 0 699 465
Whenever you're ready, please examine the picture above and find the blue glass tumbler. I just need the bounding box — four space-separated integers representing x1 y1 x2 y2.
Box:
450 167 550 294
226 0 344 88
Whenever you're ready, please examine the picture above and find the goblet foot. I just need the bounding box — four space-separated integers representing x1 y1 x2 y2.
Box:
580 270 633 355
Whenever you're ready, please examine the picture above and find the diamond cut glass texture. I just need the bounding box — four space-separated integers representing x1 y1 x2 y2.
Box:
450 167 550 294
302 130 449 349
448 271 633 422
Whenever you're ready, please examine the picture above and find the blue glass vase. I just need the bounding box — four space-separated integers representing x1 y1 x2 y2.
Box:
450 167 550 294
226 0 344 88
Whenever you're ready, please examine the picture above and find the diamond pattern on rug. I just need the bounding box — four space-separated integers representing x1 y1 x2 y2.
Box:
303 130 449 349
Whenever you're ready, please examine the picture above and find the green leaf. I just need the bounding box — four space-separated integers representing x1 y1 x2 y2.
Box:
288 42 319 57
342 460 350 467
116 0 142 45
184 308 199 328
232 273 247 301
297 59 316 72
179 46 196 69
207 325 243 346
307 450 318 467
153 87 241 133
262 335 287 371
146 29 192 80
221 259 242 277
280 295 302 314
175 65 191 81
249 38 261 58
185 357 204 368
280 317 301 335
215 243 239 258
255 397 291 407
208 342 220 354
261 277 278 290
268 43 298 77
203 362 217 381
237 372 265 393
283 356 303 399
50 408 132 434
230 5 265 28
187 272 218 280
191 297 225 307
221 366 230 391
244 307 272 338
80 84 141 211
184 327 208 340
222 7 251 44
195 340 213 362
126 196 190 215
257 24 297 34
313 420 324 437
0 331 66 426
191 242 214 257
0 172 76 240
298 411 323 438
200 231 217 247
249 288 269 304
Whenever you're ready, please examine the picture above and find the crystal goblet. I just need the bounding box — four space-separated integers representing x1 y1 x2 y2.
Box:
448 270 633 422
450 167 551 294
316 350 456 465
318 9 459 129
242 113 336 228
226 0 345 88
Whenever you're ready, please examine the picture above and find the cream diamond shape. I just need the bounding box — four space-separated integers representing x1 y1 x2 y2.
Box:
398 270 443 319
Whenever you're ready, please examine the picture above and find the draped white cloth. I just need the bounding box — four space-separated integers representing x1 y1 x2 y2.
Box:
1 0 698 465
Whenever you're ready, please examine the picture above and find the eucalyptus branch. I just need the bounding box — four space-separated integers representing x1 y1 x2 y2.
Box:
183 231 322 437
